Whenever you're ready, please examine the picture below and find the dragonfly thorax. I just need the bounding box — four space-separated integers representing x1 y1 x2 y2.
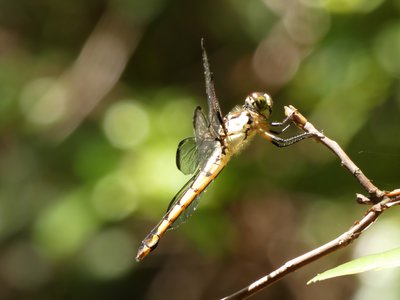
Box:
244 92 273 119
224 110 256 154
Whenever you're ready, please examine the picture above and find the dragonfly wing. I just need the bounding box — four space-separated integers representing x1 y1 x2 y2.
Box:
167 108 214 230
193 106 211 140
166 173 201 230
167 107 221 230
164 42 224 231
193 106 220 167
201 40 224 137
176 137 199 175
171 195 200 229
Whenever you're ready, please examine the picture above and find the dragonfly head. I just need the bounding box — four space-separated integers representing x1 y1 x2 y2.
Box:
244 92 273 119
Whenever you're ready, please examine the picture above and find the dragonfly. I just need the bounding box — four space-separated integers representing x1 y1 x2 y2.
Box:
136 40 314 261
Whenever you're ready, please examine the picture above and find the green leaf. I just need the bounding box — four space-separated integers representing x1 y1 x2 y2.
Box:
308 247 400 284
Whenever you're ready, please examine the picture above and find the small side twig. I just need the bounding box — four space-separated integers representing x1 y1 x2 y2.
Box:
221 105 399 300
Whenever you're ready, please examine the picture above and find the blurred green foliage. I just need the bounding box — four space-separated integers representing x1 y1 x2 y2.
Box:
1 0 400 299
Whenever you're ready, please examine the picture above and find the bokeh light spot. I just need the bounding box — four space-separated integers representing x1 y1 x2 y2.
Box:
252 34 300 87
79 228 135 279
283 6 330 45
373 21 400 76
19 77 68 127
103 100 149 150
229 0 275 41
300 0 384 13
157 96 195 139
91 173 138 221
34 191 99 260
120 148 186 208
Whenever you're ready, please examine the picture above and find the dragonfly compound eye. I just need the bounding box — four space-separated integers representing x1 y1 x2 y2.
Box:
245 92 273 118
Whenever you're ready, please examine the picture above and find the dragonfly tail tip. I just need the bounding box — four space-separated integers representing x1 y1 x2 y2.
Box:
136 243 152 261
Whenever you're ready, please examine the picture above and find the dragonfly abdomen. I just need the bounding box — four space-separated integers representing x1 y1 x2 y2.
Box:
136 148 227 261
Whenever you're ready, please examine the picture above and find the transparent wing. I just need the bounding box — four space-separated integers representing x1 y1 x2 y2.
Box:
166 173 201 230
201 39 224 137
193 106 220 169
165 107 222 230
164 42 225 231
171 195 200 230
176 137 199 175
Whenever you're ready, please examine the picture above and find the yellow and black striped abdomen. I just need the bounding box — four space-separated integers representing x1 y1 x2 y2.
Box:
136 147 229 261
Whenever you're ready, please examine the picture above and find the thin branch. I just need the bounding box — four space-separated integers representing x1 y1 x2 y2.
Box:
221 199 395 300
284 105 384 200
221 105 398 300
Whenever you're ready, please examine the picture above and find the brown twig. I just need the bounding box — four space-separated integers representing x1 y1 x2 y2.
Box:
221 105 399 300
284 105 384 200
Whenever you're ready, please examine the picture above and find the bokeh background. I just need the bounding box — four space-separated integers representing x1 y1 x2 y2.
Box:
1 0 400 299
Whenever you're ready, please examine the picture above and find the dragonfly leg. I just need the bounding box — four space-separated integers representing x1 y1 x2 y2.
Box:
269 115 293 134
259 130 314 147
269 124 291 134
